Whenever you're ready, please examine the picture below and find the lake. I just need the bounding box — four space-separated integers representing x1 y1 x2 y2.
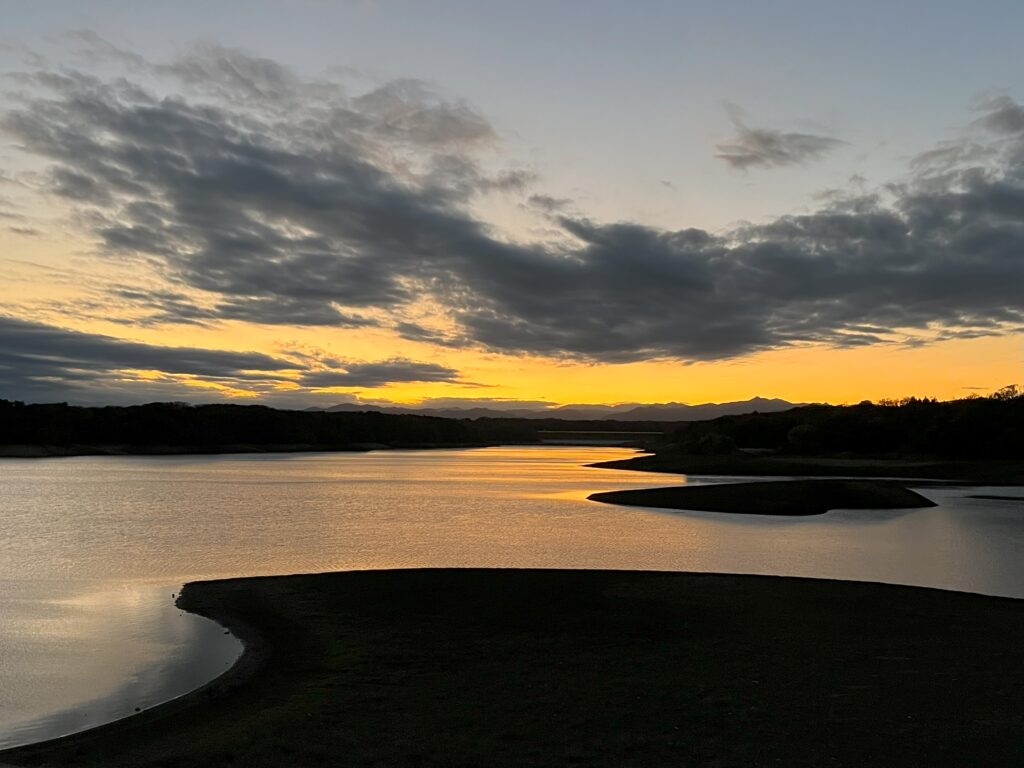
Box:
1 446 1022 748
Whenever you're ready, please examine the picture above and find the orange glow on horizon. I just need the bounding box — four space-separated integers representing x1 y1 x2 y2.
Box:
2 229 1021 408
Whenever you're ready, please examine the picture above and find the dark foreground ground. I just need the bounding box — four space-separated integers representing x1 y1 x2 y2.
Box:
589 479 937 515
4 569 1024 767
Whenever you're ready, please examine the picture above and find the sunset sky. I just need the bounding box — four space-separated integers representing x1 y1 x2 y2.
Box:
1 1 1022 409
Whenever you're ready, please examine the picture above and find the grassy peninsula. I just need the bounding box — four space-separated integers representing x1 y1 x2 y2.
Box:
3 569 1024 767
589 479 937 515
590 449 1024 484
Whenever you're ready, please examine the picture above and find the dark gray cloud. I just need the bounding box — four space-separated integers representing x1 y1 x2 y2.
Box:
0 315 291 376
0 316 462 404
715 105 845 170
976 95 1024 135
107 288 377 328
393 321 471 349
0 314 291 402
298 360 460 389
3 43 1024 369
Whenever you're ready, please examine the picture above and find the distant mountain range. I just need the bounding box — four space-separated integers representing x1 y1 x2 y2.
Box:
308 396 802 422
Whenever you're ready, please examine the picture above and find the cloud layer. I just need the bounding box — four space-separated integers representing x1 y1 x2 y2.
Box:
2 40 1024 375
0 316 461 404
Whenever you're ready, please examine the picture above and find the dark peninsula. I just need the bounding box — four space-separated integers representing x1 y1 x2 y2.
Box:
0 400 675 457
593 389 1024 484
3 569 1024 767
589 478 937 516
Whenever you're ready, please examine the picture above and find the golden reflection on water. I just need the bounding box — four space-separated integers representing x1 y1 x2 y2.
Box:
1 446 1022 588
2 446 1023 589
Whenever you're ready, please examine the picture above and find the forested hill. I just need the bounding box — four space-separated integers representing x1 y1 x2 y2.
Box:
0 400 677 455
671 388 1024 459
2 389 1022 460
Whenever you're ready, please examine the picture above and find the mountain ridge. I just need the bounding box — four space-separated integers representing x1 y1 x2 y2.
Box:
310 396 803 421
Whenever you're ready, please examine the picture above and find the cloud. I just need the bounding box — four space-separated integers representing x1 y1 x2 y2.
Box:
2 41 1024 370
527 194 572 213
715 105 845 170
7 225 41 236
106 288 378 328
975 95 1024 135
352 78 497 147
0 316 462 404
0 315 291 375
0 314 292 402
297 360 461 389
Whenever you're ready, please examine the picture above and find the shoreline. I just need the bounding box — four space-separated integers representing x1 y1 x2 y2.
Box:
0 592 268 758
4 568 1024 766
588 478 938 516
1 456 1019 763
5 443 1020 487
0 442 503 459
590 451 1024 485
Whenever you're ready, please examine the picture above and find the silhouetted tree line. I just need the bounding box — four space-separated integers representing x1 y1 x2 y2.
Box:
0 401 679 450
5 391 1018 458
672 386 1024 459
0 401 508 449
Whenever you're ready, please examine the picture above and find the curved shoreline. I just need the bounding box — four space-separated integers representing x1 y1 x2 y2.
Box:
0 595 264 758
4 568 1024 767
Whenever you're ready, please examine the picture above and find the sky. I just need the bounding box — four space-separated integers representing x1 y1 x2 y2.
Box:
0 0 1022 409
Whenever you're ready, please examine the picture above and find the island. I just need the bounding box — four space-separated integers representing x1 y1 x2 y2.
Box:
588 479 938 516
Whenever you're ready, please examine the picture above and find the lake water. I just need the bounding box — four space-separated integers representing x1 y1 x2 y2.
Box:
1 446 1023 748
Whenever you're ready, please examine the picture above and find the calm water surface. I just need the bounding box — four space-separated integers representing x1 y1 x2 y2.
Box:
1 446 1023 747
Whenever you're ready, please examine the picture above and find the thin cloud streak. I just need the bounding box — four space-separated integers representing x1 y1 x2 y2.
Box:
715 104 845 170
297 360 461 389
0 316 463 404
